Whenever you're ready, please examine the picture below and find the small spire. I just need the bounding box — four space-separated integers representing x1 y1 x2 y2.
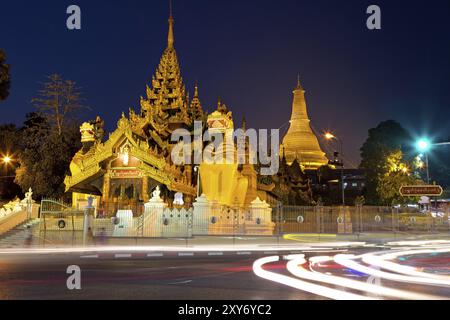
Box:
241 116 247 130
168 0 174 48
295 74 303 90
194 81 199 98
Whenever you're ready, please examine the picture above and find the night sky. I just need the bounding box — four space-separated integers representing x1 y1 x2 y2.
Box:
1 0 450 168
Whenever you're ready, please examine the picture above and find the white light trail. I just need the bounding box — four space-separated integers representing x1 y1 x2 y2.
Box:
361 249 450 282
334 254 450 288
286 255 441 300
253 256 372 300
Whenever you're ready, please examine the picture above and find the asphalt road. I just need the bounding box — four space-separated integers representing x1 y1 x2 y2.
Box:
0 243 449 300
0 253 320 300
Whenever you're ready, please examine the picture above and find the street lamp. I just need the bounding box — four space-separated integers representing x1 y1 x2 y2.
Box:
1 155 13 178
324 132 345 206
416 138 431 184
2 156 11 164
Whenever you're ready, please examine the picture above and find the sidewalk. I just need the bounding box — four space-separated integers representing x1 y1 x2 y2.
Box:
1 221 449 249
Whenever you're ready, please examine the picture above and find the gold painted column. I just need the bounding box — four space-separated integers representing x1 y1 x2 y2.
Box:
142 176 149 202
102 173 110 203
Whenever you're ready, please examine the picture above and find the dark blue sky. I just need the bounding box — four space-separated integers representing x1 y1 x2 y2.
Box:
1 0 450 167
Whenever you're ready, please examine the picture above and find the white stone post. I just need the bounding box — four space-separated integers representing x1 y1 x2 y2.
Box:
143 187 167 237
250 197 272 224
192 194 211 235
248 197 274 235
83 195 95 245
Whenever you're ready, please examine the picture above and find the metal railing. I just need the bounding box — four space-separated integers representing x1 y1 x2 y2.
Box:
40 198 84 231
272 205 450 235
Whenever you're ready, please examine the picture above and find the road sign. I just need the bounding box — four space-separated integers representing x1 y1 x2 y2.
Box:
399 185 443 197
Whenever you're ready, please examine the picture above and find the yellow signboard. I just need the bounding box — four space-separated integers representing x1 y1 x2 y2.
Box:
399 185 443 197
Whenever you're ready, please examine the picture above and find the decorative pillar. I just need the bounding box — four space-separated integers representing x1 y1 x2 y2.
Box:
250 197 272 224
248 197 274 235
142 176 149 203
337 206 353 234
143 186 167 237
185 165 192 186
102 173 110 203
192 194 211 235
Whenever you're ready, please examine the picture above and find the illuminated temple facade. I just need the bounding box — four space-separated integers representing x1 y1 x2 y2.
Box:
64 12 316 211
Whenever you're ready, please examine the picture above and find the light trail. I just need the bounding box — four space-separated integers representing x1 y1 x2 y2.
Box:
286 255 442 300
361 248 450 281
334 254 450 288
253 256 372 300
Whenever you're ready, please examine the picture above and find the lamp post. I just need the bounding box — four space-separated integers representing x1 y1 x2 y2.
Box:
416 139 431 184
324 133 345 206
194 166 200 197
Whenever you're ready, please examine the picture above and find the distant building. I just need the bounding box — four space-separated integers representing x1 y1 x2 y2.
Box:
307 168 366 205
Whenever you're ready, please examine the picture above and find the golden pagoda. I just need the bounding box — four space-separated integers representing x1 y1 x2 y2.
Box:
280 77 328 170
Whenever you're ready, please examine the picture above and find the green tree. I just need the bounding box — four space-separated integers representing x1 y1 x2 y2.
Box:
15 113 81 199
0 49 11 101
360 120 412 205
376 149 421 205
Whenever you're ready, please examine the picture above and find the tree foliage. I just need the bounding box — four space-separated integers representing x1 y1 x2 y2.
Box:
15 113 81 200
0 49 11 101
376 149 421 205
360 120 412 205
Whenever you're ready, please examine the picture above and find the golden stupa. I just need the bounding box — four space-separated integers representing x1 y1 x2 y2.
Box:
280 78 329 170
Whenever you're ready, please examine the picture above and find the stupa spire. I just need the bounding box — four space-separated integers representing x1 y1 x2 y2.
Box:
168 0 174 48
280 76 328 170
190 81 203 120
296 74 303 91
139 2 190 137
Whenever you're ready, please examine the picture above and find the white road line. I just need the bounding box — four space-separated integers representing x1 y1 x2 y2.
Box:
208 252 224 256
264 251 278 255
147 253 164 257
237 252 252 255
115 254 132 259
80 254 99 259
178 252 194 257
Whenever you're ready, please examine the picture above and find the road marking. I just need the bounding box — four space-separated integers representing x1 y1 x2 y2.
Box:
80 254 99 259
169 280 193 285
208 252 224 256
147 253 164 257
178 252 194 257
237 252 252 255
264 251 278 255
115 253 132 259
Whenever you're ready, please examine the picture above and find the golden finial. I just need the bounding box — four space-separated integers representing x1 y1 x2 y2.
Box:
194 81 199 97
168 0 175 48
295 74 304 91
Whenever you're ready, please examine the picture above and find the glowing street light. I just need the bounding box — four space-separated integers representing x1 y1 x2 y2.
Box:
416 139 431 153
2 156 11 164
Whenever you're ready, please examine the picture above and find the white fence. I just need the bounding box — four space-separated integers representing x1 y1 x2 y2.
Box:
91 189 275 238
